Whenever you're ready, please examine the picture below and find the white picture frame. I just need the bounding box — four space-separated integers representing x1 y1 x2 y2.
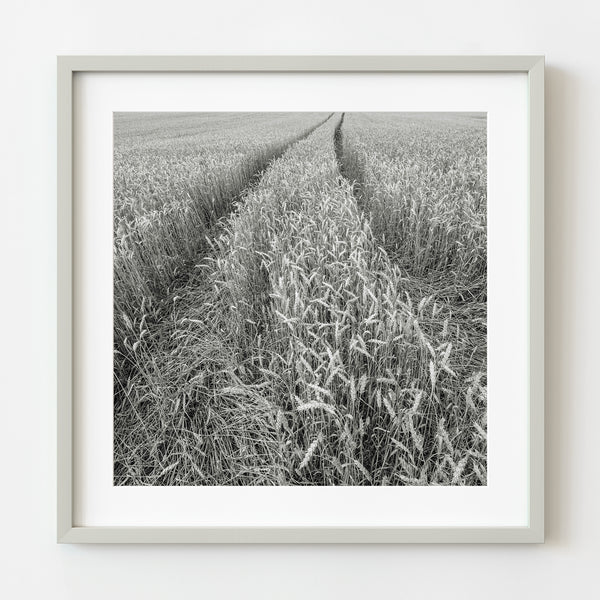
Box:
58 55 544 543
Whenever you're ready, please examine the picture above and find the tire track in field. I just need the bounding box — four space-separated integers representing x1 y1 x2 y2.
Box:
333 111 346 176
154 112 339 337
114 113 335 407
164 112 335 296
333 112 363 206
332 114 487 381
246 112 336 195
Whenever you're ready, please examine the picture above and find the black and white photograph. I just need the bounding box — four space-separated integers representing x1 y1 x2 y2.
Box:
113 111 488 486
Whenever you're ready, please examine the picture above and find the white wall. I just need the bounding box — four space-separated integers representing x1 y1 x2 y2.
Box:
1 1 598 598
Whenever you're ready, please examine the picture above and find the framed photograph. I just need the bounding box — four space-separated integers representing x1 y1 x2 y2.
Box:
58 55 544 543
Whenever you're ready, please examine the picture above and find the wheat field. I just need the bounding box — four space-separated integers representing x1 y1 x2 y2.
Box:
113 111 487 486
